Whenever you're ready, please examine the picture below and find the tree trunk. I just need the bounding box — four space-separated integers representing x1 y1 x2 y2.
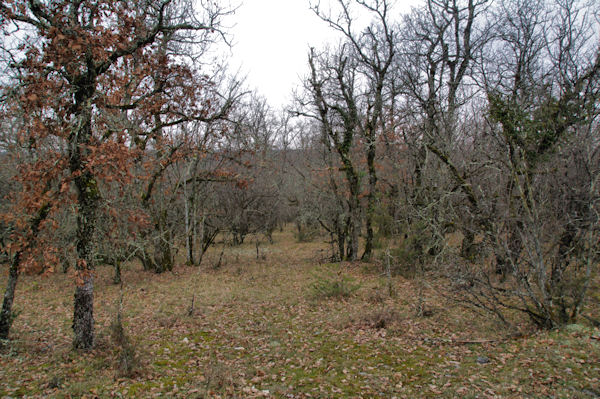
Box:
552 226 576 286
72 275 94 349
362 124 378 261
184 178 193 265
334 215 346 262
0 253 20 340
495 221 523 277
0 203 50 340
139 249 154 271
363 186 376 261
197 213 206 265
145 209 174 273
72 170 99 350
460 229 475 259
344 163 361 261
113 260 122 285
187 228 196 266
363 200 375 260
154 231 174 273
70 89 99 350
347 195 360 261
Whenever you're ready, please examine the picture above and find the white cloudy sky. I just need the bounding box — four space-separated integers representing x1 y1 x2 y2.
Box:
220 0 415 107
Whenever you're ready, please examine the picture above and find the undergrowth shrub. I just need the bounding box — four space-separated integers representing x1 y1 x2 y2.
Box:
46 375 63 389
110 290 137 377
366 287 387 304
294 221 320 243
309 264 360 299
347 307 403 330
380 226 442 279
379 244 419 279
205 355 235 391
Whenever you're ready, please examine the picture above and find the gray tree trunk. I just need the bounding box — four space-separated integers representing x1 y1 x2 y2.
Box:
70 90 99 350
72 275 94 349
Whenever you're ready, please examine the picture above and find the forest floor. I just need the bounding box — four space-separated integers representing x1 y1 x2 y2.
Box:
1 228 599 398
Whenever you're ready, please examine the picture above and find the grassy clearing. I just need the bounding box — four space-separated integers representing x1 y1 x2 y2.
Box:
1 228 599 398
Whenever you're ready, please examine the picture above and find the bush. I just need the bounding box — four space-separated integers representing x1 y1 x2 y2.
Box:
348 307 403 330
383 245 419 279
110 291 137 377
379 238 423 279
294 221 320 243
309 264 360 299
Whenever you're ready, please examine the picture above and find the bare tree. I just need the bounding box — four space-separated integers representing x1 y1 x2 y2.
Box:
310 0 398 259
411 0 600 327
299 44 363 260
395 0 492 262
454 0 600 327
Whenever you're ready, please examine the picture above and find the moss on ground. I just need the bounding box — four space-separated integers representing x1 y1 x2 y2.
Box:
1 228 599 398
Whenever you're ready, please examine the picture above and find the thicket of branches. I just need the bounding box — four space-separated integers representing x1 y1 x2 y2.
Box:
292 0 600 329
0 0 599 349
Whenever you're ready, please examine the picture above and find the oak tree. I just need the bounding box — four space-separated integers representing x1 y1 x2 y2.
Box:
0 0 228 348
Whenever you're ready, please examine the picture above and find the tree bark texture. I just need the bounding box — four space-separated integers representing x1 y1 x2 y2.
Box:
70 90 99 350
72 275 94 349
0 253 20 340
362 135 378 260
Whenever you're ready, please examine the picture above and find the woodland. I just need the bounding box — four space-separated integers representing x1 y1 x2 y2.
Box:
0 0 599 397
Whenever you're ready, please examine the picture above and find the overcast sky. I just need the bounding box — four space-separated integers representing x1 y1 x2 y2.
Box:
221 0 414 108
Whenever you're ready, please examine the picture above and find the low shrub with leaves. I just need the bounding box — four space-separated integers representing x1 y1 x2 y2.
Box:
309 264 360 299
